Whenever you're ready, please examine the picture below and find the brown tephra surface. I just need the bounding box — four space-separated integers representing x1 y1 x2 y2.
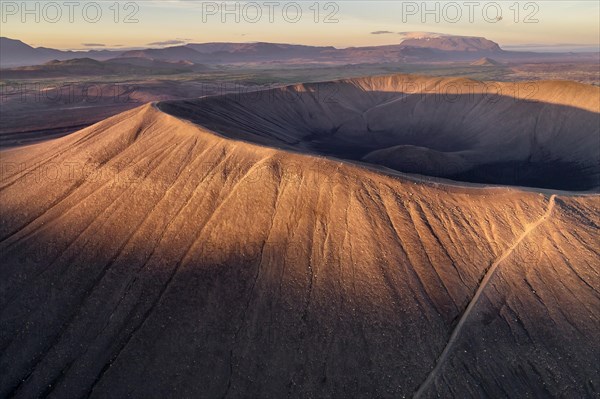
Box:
0 75 598 398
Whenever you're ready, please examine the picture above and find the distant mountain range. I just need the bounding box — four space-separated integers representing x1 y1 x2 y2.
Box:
0 57 210 79
0 37 119 67
1 35 597 68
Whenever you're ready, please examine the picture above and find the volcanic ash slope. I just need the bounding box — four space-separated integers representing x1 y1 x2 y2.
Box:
0 79 599 398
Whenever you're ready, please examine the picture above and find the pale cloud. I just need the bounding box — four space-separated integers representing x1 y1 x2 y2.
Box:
148 39 187 46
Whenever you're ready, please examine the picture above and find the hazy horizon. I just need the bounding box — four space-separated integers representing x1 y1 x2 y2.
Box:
4 34 600 54
2 1 598 50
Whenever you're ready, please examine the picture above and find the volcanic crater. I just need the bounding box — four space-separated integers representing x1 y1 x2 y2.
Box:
159 75 599 191
0 74 598 398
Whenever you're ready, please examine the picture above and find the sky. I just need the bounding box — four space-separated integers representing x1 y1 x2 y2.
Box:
1 0 599 50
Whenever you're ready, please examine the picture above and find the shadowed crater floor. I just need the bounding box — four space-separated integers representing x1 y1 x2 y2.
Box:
159 75 600 191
